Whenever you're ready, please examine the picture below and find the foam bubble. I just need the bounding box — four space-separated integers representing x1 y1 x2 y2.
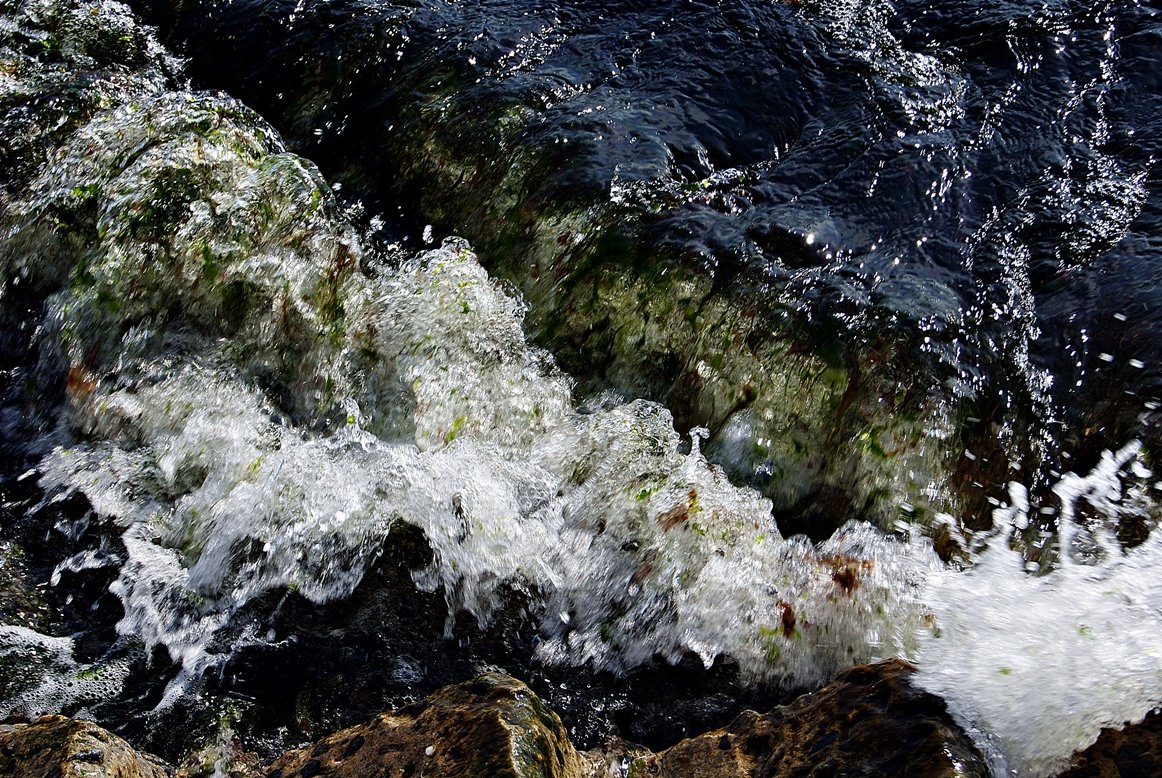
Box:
35 245 940 695
0 625 130 719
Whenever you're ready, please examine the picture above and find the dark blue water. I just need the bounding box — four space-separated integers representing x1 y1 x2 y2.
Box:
6 0 1162 769
142 0 1162 482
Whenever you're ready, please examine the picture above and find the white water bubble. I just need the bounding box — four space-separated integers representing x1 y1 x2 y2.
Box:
916 442 1162 777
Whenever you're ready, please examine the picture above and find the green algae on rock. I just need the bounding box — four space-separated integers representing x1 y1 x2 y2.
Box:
0 0 177 201
126 0 1018 544
0 0 943 700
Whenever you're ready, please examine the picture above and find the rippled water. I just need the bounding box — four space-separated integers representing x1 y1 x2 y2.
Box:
149 0 1162 422
3 0 1162 775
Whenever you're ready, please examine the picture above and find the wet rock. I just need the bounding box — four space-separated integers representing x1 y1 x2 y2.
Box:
252 662 986 777
0 714 170 777
0 0 177 201
1062 710 1162 777
265 673 590 778
173 732 262 778
207 522 789 759
631 659 987 777
0 540 54 631
130 0 994 541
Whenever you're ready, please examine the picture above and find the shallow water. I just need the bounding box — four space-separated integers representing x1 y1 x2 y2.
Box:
3 0 1162 775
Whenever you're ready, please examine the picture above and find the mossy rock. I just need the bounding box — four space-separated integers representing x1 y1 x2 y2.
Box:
0 0 175 197
127 0 1015 541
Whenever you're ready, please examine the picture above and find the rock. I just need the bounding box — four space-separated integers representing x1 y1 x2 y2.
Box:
630 659 987 777
131 0 996 542
0 714 170 778
173 732 262 778
263 663 986 778
0 540 54 632
265 673 590 778
1061 710 1162 777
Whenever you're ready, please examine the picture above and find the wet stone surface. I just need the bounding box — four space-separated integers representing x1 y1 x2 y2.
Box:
266 673 589 778
0 714 170 778
632 659 987 777
202 522 789 760
1062 711 1162 778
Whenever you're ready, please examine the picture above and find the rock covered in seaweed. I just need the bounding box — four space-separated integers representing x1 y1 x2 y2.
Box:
128 0 1005 542
0 0 177 200
0 0 942 703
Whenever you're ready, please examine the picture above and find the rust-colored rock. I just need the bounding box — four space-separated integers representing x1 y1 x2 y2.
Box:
1061 710 1162 777
631 659 987 777
265 673 589 778
0 714 171 778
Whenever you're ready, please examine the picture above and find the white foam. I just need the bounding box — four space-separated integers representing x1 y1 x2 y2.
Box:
0 625 130 719
916 442 1162 776
34 245 940 698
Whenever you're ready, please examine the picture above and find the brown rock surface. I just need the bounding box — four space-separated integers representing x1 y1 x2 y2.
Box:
265 672 590 778
0 714 171 778
630 659 987 777
1061 710 1162 777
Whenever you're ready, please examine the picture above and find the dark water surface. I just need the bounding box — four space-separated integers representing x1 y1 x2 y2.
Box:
5 0 1162 773
142 0 1162 470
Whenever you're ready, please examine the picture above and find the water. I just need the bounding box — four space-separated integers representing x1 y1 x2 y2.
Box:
2 0 1162 775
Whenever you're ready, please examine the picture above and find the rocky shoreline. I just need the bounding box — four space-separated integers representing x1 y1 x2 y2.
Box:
2 661 986 777
4 0 1162 774
5 662 1158 777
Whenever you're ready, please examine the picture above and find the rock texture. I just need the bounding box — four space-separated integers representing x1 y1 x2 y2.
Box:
14 664 1162 778
631 659 987 777
0 714 170 778
1062 710 1162 777
262 662 985 778
265 673 590 778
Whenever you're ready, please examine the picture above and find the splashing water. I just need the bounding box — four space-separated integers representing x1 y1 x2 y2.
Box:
916 442 1162 776
4 4 1162 771
35 243 941 701
31 235 1162 772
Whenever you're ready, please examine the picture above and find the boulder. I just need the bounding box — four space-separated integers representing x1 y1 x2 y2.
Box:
265 673 591 778
1062 710 1162 777
0 714 170 778
130 0 996 542
264 662 985 778
631 659 987 777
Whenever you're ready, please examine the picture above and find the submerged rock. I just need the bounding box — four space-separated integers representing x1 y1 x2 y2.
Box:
129 0 1008 542
632 659 987 777
1 0 942 711
266 673 590 778
0 714 170 778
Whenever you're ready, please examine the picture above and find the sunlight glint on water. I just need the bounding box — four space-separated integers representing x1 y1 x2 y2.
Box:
24 239 1162 776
